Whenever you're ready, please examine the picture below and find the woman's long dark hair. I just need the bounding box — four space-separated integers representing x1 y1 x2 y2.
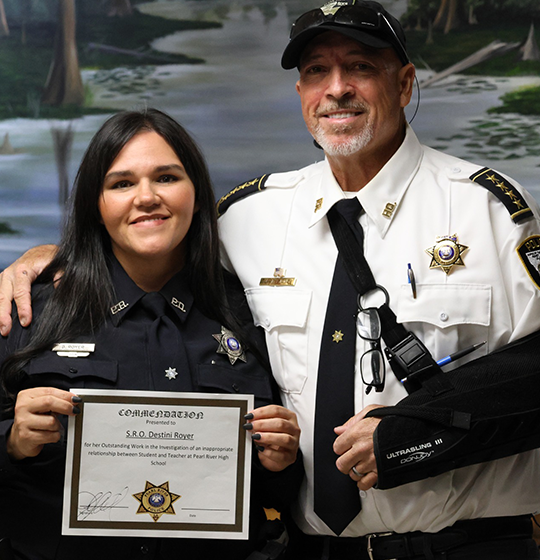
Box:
2 109 238 403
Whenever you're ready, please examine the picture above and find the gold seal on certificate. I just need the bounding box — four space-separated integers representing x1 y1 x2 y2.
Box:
62 389 253 539
133 481 181 522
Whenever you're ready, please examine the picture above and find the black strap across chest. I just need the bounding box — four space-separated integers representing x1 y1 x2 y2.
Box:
327 200 449 396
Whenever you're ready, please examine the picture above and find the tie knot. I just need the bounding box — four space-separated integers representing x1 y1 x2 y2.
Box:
334 197 362 226
140 292 169 319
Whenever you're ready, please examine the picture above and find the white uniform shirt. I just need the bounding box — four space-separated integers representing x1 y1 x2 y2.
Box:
218 126 540 537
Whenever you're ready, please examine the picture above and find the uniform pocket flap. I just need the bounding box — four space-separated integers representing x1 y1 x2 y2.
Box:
197 364 273 400
27 354 118 383
397 284 491 328
245 287 312 331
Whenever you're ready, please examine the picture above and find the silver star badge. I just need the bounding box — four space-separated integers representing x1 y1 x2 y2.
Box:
212 327 247 365
165 367 178 380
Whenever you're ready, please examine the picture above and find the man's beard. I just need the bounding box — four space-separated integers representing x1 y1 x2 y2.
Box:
311 101 373 157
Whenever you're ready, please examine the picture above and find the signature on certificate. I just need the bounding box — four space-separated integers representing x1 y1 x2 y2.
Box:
78 487 130 520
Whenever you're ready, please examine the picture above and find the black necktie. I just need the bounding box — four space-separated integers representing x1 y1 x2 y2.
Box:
313 198 363 535
335 197 365 247
139 292 187 389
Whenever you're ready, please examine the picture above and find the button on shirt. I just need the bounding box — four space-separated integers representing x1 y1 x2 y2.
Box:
218 125 540 536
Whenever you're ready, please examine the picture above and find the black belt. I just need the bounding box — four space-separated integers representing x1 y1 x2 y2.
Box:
290 515 533 560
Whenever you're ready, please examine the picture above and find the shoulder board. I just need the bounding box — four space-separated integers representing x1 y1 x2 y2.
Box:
470 167 533 224
216 175 269 217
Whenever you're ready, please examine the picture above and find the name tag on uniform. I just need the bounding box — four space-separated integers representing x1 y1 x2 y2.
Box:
259 267 296 287
259 277 296 286
52 343 95 358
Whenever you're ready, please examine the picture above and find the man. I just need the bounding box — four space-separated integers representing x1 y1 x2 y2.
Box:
216 1 540 558
2 1 540 559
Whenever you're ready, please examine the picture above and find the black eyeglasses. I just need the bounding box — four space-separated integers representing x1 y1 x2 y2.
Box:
290 5 409 65
356 286 388 394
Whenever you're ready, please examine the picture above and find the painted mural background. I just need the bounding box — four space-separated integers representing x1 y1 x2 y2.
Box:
0 0 539 268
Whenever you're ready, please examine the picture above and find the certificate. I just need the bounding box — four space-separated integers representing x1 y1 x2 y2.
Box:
62 389 253 539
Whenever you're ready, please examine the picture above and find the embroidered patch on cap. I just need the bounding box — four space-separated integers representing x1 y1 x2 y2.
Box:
517 235 540 290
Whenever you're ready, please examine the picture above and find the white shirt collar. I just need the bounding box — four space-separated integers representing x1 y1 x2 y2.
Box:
309 125 423 237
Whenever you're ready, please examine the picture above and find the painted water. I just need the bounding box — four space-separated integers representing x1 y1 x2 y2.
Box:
0 0 539 268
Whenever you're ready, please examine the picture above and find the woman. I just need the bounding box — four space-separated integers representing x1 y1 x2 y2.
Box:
0 109 301 560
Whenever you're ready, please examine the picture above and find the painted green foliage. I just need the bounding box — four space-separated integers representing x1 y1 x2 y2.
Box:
405 0 539 30
0 1 218 119
0 0 538 120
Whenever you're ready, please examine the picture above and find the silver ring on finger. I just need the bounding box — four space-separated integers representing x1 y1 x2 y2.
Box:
351 466 364 477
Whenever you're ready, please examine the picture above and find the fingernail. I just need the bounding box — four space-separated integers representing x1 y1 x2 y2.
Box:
20 316 28 327
244 413 254 421
251 433 261 441
72 396 82 403
0 326 6 337
243 423 253 431
255 445 264 452
72 406 81 415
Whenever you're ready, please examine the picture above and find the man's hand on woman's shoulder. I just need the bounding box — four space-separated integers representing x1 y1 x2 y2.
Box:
0 244 58 336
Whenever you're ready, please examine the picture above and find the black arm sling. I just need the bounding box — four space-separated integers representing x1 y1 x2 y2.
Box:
328 204 540 489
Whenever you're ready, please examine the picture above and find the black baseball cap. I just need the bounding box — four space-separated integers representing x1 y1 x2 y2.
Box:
281 0 409 69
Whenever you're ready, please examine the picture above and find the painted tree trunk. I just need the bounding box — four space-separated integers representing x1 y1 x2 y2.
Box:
42 0 84 106
51 124 74 207
0 0 9 37
433 0 450 30
521 22 540 61
444 0 460 34
434 0 461 34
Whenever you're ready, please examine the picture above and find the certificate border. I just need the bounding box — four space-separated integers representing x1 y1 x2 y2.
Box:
67 393 249 535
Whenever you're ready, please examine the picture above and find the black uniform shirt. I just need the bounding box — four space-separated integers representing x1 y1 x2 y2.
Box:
0 256 299 560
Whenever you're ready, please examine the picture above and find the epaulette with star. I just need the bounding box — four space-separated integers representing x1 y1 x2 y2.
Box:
470 167 533 224
216 174 269 217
